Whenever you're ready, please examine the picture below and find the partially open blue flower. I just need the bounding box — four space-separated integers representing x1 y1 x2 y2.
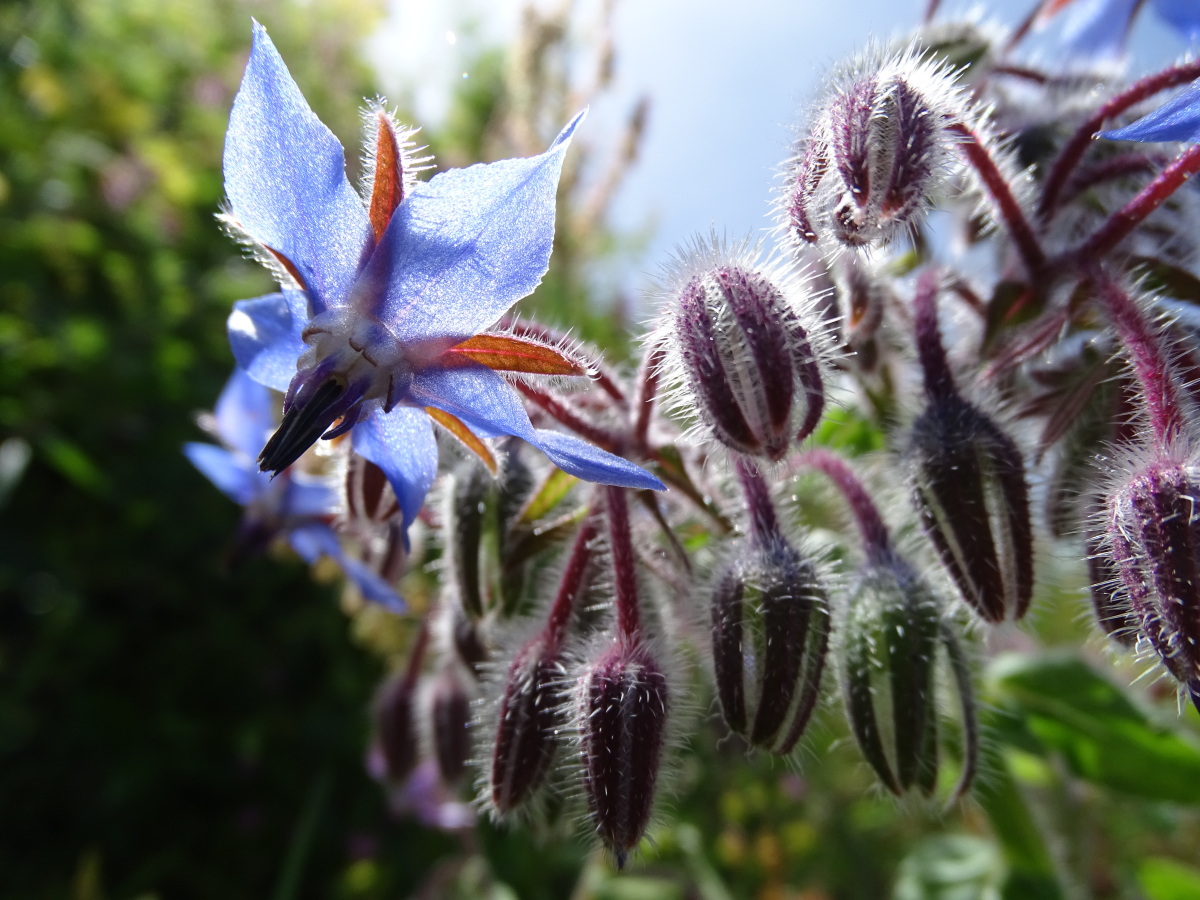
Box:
1099 79 1200 144
185 367 404 610
1054 0 1200 60
224 23 661 538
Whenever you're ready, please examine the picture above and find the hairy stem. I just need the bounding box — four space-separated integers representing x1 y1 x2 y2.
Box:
1039 59 1200 220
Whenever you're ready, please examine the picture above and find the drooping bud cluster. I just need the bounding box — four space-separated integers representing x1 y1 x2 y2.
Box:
907 272 1034 623
656 238 830 461
785 50 970 249
710 460 829 753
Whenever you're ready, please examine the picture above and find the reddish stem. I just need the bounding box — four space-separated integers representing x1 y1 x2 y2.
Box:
733 458 780 546
1057 152 1166 208
542 506 603 652
1093 270 1183 448
514 381 624 450
1066 146 1200 263
1039 59 1200 220
912 269 957 401
948 122 1047 275
1001 0 1049 57
801 448 892 564
632 344 666 449
605 486 641 641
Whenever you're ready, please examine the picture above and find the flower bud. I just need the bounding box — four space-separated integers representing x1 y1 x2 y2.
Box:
428 666 473 785
660 239 828 461
1105 457 1200 708
711 536 830 754
575 639 670 868
839 556 976 798
909 392 1034 623
786 52 965 249
486 636 565 816
373 670 419 784
1086 530 1139 648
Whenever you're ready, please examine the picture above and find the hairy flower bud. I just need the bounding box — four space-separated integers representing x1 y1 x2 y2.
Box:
839 555 977 798
1105 456 1200 709
575 639 670 867
658 238 829 460
786 51 966 249
486 636 565 816
711 536 830 754
909 392 1034 623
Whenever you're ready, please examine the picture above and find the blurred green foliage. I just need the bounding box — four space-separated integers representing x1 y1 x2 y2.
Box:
0 1 465 897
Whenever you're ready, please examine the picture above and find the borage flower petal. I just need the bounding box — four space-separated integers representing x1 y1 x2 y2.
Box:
410 365 663 491
223 22 369 313
227 291 308 392
1099 80 1200 144
222 23 661 543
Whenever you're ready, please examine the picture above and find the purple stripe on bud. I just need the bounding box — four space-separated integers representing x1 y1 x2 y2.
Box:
711 536 830 754
489 636 564 815
673 263 826 460
909 394 1034 623
1107 460 1200 705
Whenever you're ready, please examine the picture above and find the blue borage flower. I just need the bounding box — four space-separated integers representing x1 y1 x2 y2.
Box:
1099 79 1200 144
1051 0 1200 59
223 22 662 539
185 368 404 610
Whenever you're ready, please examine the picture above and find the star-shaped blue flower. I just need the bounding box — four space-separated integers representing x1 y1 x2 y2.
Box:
224 23 662 535
185 367 404 610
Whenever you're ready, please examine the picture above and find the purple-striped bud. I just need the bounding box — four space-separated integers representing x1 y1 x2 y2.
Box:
373 670 419 785
786 52 965 249
659 239 828 461
839 556 977 799
1104 456 1200 709
711 536 830 754
427 666 473 785
575 639 670 868
1086 529 1139 648
908 392 1034 624
486 635 565 815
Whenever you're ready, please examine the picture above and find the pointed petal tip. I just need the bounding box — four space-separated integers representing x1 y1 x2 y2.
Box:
552 108 588 150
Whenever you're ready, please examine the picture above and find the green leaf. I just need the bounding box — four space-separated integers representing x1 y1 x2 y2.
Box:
987 653 1200 803
893 835 1003 900
1139 857 1200 900
516 467 576 525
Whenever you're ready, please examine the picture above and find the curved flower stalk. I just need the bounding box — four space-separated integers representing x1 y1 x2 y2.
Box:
223 23 662 543
802 448 978 801
184 367 403 610
907 271 1034 624
1092 272 1200 710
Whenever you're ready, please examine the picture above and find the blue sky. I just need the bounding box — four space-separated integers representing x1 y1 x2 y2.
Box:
367 0 1186 302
